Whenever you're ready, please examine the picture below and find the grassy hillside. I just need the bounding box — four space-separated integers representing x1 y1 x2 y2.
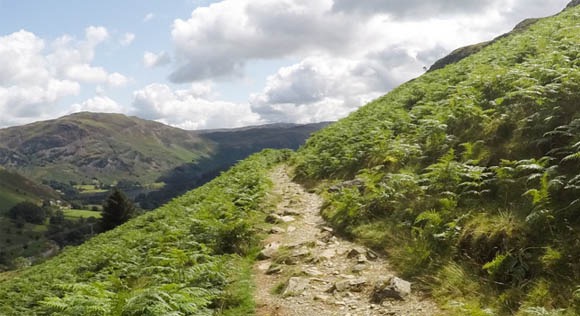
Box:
0 168 59 213
0 149 289 315
293 4 580 315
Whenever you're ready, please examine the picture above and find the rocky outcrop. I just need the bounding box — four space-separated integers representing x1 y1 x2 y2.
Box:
567 0 580 8
430 0 577 72
428 16 542 72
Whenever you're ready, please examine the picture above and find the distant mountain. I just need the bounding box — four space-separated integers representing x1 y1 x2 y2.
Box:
0 112 211 185
0 168 59 213
0 112 329 206
139 121 331 208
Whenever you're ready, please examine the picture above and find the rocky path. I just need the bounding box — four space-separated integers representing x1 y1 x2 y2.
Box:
253 166 440 316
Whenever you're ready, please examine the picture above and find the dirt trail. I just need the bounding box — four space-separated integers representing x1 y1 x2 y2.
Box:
253 166 440 316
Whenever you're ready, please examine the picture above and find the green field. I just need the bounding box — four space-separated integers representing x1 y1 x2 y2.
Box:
62 209 102 219
73 185 108 194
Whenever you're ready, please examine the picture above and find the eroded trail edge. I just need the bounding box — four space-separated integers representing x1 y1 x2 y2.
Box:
253 165 439 316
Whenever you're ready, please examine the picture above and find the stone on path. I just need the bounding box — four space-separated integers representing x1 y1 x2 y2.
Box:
283 209 301 216
281 215 296 223
346 247 367 259
329 278 367 293
258 242 280 260
313 294 330 302
371 276 412 302
318 248 336 260
357 254 368 263
282 277 310 296
352 264 367 273
266 264 283 275
269 226 285 234
265 214 283 224
291 247 310 258
320 226 334 233
302 267 323 276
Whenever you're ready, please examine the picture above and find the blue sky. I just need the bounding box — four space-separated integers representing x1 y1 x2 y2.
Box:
0 0 571 129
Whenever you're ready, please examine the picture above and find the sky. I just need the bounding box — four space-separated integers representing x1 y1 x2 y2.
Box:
0 0 571 130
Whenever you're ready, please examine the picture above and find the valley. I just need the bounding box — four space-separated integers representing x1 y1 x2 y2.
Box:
0 115 327 271
1 1 580 315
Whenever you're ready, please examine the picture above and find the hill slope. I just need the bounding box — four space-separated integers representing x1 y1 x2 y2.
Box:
0 150 289 315
0 168 58 213
139 122 330 208
294 3 580 314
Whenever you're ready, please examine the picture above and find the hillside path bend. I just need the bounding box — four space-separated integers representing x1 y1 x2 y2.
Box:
253 165 440 316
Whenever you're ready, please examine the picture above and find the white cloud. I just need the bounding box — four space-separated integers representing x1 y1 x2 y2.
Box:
85 26 109 45
0 0 570 129
249 55 405 123
120 32 135 46
169 0 569 83
143 51 171 68
70 95 123 113
0 26 128 127
166 0 569 125
132 83 262 130
169 0 364 82
64 64 108 83
47 26 128 87
107 72 129 87
143 13 154 22
0 30 81 125
331 0 499 18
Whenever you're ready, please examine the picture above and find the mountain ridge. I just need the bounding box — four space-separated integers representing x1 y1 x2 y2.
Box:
0 112 328 188
427 1 577 72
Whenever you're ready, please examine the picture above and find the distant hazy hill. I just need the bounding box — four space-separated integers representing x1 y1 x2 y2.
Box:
0 112 211 185
0 168 58 213
0 112 328 206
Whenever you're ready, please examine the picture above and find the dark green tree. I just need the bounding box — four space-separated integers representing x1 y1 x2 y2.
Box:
7 201 46 224
100 188 136 231
49 210 65 225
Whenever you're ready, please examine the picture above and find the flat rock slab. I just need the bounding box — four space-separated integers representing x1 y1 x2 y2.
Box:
258 242 280 260
283 277 310 296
